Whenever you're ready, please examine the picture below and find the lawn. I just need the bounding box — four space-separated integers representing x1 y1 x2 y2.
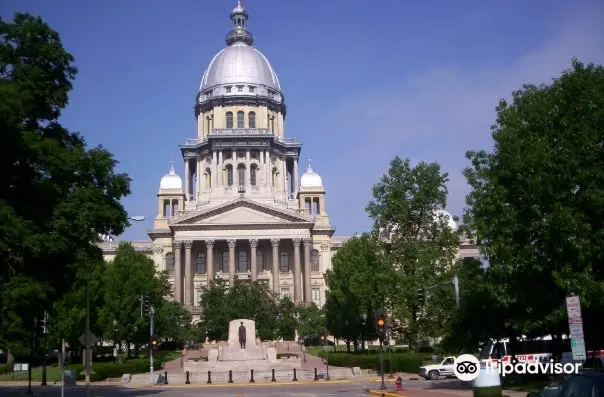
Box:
0 365 64 383
504 380 549 393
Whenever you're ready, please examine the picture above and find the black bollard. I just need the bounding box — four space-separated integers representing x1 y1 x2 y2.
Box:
228 369 233 384
163 371 169 385
206 370 212 384
292 368 298 381
271 368 276 382
313 368 319 381
185 371 190 384
250 369 255 383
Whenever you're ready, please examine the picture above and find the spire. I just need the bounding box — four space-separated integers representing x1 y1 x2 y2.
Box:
307 158 313 172
226 0 254 46
169 160 175 174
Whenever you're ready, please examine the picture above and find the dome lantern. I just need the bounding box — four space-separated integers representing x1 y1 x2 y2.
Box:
226 0 254 46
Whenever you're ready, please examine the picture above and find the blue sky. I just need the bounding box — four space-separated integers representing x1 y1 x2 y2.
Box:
2 0 603 241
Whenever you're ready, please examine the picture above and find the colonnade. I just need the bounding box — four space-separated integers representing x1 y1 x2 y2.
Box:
171 237 313 305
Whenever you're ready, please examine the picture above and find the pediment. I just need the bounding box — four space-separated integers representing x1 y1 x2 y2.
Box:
173 199 312 226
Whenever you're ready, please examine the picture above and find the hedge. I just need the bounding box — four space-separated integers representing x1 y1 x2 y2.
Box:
321 352 429 373
65 358 162 382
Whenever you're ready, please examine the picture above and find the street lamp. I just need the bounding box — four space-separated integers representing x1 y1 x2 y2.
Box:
113 320 118 362
361 314 367 354
84 215 144 397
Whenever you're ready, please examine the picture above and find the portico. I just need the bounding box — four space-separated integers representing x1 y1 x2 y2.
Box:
169 236 316 305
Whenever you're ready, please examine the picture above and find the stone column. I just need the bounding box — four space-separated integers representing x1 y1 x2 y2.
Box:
265 150 271 187
293 158 299 196
212 150 217 188
245 150 251 186
173 240 183 303
303 238 312 304
228 239 236 287
206 240 214 281
293 238 302 303
184 158 191 199
250 239 258 281
281 158 287 193
218 150 223 186
196 158 202 197
184 240 193 306
271 238 280 293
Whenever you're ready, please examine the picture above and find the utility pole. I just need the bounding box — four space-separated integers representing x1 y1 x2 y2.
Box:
149 305 155 385
41 311 49 386
60 339 65 397
84 274 90 397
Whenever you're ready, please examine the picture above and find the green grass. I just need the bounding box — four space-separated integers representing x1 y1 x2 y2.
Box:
0 365 64 383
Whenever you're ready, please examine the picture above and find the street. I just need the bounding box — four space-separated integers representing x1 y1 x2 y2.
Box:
0 378 473 397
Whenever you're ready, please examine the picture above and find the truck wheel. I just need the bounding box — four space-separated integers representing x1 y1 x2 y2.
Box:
428 370 439 380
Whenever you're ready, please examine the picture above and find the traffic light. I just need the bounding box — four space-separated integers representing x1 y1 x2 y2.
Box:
143 295 151 315
418 288 426 303
40 311 49 335
375 312 386 341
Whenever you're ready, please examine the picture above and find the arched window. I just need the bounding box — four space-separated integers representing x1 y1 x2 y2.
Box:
196 253 206 274
280 252 290 272
237 111 244 128
226 112 233 128
166 253 175 276
248 111 256 128
250 164 257 186
310 249 320 272
220 251 229 273
256 250 265 272
237 164 245 186
237 251 248 273
226 165 233 186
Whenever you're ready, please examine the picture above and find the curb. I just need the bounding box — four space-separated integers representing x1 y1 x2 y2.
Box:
143 379 352 388
368 390 406 397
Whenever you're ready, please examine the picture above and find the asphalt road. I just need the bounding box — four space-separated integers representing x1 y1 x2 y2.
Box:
0 378 470 396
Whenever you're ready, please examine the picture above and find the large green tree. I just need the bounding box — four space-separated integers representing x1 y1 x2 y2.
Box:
98 243 170 356
463 60 604 352
324 234 385 348
366 157 460 350
0 13 130 358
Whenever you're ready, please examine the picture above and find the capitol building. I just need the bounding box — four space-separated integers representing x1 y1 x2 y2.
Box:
99 1 479 315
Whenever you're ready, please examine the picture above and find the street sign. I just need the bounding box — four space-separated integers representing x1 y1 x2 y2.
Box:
566 296 582 319
79 331 99 347
571 338 587 361
569 324 584 338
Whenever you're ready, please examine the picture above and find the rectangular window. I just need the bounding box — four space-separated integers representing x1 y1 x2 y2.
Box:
226 86 232 93
312 288 321 306
249 86 255 93
237 86 243 92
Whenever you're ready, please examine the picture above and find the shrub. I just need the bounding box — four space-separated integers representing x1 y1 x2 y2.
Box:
323 352 429 373
0 364 8 374
66 358 163 382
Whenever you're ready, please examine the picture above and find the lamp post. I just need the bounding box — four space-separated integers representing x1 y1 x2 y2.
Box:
84 215 144 397
361 314 367 354
113 320 118 362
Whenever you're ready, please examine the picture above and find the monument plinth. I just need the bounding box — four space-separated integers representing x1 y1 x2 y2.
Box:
186 318 299 373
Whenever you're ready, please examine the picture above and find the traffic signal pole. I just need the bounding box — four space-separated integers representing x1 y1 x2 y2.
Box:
379 339 387 390
149 305 155 385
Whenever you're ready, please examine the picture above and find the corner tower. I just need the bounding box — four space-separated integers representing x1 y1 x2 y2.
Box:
181 0 301 207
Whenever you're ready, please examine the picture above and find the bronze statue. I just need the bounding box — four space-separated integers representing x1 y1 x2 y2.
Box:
238 321 247 349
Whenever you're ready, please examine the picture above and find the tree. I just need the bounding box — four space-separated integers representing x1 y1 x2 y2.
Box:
296 303 325 341
155 300 193 342
0 13 131 357
98 243 170 356
276 297 297 341
324 234 385 348
463 60 604 352
366 157 460 350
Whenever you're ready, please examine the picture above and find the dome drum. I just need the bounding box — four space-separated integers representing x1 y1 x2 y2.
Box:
194 93 286 119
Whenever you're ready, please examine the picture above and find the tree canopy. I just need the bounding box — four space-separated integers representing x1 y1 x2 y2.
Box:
0 13 131 357
461 59 604 352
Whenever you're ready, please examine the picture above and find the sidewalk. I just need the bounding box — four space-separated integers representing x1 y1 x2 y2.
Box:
368 387 529 397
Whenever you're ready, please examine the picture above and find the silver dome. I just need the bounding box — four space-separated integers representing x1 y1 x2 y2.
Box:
200 43 281 92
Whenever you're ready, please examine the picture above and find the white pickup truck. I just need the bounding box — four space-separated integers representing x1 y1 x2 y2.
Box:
418 356 456 380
